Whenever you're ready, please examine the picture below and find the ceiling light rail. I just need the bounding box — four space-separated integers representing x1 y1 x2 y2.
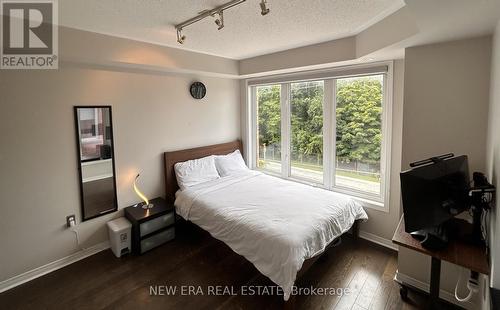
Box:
175 0 270 44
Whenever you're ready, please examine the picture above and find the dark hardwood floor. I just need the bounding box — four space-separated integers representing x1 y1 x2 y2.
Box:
82 177 115 218
0 223 461 310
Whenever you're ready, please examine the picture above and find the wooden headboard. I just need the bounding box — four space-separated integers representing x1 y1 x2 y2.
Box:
164 140 243 203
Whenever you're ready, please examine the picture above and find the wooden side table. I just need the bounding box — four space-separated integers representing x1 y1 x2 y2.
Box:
124 197 175 255
392 216 489 309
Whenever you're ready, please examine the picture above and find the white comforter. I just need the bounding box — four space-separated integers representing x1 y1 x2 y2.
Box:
175 170 368 300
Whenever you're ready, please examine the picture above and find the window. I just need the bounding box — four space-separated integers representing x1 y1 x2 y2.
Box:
290 81 324 183
248 64 392 205
256 84 281 174
335 75 383 196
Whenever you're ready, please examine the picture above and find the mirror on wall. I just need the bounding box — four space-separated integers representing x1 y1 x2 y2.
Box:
74 106 117 221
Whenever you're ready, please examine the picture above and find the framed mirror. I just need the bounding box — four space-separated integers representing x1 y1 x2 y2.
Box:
74 106 117 221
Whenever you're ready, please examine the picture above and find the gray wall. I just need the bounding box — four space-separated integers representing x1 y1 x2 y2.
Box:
59 27 239 78
0 66 240 282
486 20 500 288
399 36 492 307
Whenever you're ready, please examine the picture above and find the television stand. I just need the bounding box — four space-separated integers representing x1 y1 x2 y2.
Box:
393 216 488 309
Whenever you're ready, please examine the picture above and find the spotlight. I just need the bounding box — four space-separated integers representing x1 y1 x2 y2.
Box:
214 11 224 30
174 0 271 45
177 28 186 44
260 0 270 15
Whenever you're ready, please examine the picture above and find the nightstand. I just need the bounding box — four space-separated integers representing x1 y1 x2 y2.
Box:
124 197 175 255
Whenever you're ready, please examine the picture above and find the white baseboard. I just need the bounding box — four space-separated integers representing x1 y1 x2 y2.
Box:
395 270 475 310
0 241 110 294
359 230 399 251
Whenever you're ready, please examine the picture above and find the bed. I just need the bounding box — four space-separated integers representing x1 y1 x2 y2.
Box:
164 140 368 302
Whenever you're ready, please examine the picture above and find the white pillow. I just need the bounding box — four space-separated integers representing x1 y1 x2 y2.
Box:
174 155 220 190
215 150 249 177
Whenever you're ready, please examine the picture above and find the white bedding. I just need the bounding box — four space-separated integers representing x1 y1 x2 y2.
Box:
175 170 368 300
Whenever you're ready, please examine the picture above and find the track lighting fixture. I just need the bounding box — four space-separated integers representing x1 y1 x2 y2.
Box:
213 11 224 30
176 28 185 44
260 0 270 16
174 0 270 44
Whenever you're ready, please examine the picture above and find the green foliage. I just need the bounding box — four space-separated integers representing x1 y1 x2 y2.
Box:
290 82 323 158
336 78 382 163
257 85 281 147
257 76 382 164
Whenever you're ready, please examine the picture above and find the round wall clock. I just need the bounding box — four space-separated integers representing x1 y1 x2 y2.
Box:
190 82 206 99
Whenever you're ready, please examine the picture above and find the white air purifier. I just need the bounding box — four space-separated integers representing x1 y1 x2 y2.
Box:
107 217 132 258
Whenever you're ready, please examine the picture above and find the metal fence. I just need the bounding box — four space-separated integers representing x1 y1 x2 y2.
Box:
259 144 380 178
336 160 380 179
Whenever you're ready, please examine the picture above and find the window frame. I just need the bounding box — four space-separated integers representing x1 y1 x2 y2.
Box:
247 62 393 211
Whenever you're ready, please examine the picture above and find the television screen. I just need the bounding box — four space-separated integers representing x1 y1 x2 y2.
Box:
400 155 470 232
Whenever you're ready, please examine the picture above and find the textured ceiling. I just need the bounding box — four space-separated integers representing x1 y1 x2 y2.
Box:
59 0 404 59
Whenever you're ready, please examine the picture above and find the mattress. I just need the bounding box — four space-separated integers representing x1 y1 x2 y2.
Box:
175 170 368 300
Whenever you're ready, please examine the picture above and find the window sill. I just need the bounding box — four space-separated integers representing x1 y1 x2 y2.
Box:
351 196 388 213
255 169 388 213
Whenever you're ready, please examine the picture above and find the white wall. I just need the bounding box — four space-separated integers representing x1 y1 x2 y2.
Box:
486 20 500 288
0 66 240 282
399 36 492 308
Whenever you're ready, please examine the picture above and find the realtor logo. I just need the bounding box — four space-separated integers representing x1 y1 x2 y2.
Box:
1 0 58 69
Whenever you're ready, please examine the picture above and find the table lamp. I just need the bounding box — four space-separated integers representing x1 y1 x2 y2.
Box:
133 174 154 209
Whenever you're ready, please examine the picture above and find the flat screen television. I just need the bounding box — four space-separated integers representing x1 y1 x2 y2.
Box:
400 155 470 233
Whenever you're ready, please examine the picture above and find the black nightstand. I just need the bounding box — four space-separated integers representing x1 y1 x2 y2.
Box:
124 197 175 255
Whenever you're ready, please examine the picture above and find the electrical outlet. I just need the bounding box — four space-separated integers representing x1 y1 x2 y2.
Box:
66 215 76 228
